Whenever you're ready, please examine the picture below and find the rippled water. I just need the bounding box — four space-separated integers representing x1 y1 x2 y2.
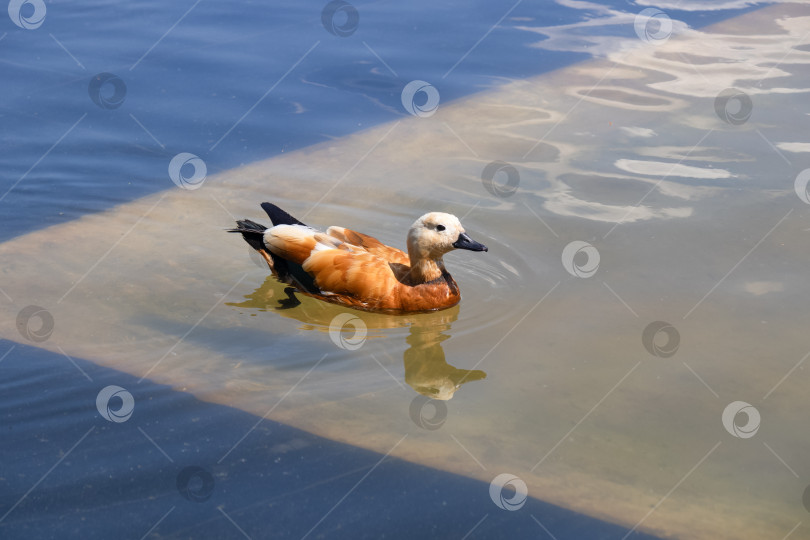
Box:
3 1 810 539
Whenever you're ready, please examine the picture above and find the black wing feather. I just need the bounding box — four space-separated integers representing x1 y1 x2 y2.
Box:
260 202 307 227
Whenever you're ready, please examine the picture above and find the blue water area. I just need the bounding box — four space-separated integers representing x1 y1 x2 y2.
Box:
0 1 772 537
0 340 662 539
0 0 761 242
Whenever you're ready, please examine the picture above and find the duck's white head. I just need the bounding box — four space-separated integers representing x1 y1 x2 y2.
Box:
407 212 488 261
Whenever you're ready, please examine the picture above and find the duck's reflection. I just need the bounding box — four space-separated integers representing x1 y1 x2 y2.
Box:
403 316 485 400
228 275 486 399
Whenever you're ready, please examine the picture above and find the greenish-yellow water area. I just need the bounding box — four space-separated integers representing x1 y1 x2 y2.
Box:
3 4 810 538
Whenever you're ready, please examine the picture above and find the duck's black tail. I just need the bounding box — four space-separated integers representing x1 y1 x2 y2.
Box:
228 203 307 250
228 203 312 288
228 219 267 251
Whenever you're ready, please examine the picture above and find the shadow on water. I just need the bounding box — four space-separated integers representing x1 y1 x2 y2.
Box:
0 339 662 540
0 0 763 243
228 275 487 400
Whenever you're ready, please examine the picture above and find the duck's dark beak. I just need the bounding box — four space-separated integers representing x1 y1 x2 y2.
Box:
453 232 488 252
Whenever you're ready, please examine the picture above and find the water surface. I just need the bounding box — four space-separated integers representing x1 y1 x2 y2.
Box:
3 1 810 539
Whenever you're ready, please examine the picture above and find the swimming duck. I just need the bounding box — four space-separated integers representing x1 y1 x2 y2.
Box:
229 203 487 313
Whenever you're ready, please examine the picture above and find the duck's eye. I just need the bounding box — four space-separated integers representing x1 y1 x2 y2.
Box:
436 224 446 231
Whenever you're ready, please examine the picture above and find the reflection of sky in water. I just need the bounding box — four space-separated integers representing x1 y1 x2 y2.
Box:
504 2 810 225
3 1 810 540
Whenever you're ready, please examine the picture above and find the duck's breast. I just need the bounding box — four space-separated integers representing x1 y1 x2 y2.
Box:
396 274 461 312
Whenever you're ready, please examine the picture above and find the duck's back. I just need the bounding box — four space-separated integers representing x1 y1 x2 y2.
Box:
326 226 410 265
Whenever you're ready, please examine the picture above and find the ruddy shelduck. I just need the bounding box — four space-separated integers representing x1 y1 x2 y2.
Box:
230 203 488 313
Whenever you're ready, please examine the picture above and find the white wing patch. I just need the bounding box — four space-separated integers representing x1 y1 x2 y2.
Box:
264 224 343 253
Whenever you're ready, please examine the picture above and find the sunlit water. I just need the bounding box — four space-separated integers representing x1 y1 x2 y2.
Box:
3 1 810 539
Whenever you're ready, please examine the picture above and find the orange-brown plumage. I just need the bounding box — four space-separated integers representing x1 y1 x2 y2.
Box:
230 203 487 313
325 227 410 265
